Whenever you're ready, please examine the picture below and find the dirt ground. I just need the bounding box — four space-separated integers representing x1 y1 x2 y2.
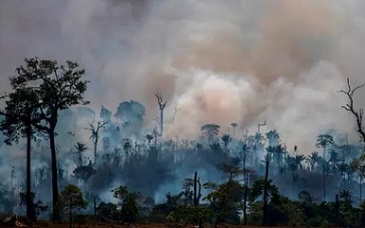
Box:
8 223 289 228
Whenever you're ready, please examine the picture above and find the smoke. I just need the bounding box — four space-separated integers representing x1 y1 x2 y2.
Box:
1 0 365 155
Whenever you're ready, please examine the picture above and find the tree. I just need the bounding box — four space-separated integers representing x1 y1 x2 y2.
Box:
155 91 167 136
72 161 96 182
307 152 319 172
316 134 334 201
201 124 220 143
122 138 133 156
72 142 87 167
10 57 89 220
339 189 353 206
204 163 243 224
286 156 299 182
339 78 365 144
85 120 108 164
0 78 41 221
298 190 313 203
230 123 238 137
221 134 232 150
266 130 280 147
112 186 139 224
146 134 154 146
295 155 305 169
242 143 250 225
59 184 88 228
19 192 48 221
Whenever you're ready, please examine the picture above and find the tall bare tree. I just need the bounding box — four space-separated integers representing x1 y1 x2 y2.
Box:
339 78 365 144
85 121 108 164
155 91 167 136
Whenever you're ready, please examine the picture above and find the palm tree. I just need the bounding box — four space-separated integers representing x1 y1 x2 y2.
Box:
316 134 334 161
122 138 133 156
201 123 220 143
230 123 238 137
251 178 279 225
73 143 87 167
196 143 203 151
287 156 299 182
266 130 280 147
307 152 319 172
350 158 365 203
316 134 334 201
339 189 353 205
295 155 306 169
273 145 286 173
337 162 349 188
266 146 275 165
85 121 108 164
221 134 232 150
209 142 222 152
145 134 153 146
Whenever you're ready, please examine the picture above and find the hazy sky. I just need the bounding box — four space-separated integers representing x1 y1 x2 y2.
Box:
1 0 365 153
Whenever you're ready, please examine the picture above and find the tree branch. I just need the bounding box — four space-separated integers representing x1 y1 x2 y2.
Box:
339 78 365 144
155 91 167 110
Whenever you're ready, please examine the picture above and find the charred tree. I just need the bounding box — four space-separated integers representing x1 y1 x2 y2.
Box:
194 171 198 207
339 78 365 145
155 91 167 136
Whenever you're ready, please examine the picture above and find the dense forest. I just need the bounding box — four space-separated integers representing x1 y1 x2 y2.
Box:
1 58 365 227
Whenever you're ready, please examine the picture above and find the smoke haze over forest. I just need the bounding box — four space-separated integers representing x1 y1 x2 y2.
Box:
1 0 365 154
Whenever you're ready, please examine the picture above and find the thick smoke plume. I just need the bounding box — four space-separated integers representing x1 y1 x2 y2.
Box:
1 0 365 154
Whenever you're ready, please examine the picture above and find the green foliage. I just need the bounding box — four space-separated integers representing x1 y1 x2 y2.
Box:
221 134 232 148
59 184 88 215
204 180 244 224
169 205 213 225
0 87 39 145
97 202 119 222
298 190 313 203
121 193 139 224
251 179 280 203
112 185 140 224
316 134 334 149
3 57 90 221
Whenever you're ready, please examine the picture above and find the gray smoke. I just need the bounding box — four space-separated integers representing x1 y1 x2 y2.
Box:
1 0 365 156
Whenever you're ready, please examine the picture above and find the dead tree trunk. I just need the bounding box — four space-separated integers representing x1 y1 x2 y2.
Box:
193 171 203 228
26 119 33 221
155 91 167 136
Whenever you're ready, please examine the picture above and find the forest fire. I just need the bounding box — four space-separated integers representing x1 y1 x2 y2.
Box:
1 0 365 227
